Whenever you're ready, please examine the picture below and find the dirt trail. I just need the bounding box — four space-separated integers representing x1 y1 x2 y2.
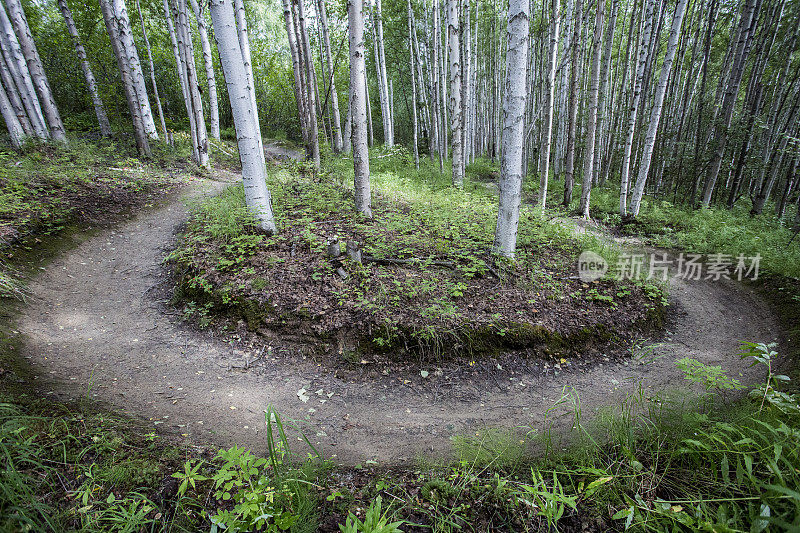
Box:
16 151 779 465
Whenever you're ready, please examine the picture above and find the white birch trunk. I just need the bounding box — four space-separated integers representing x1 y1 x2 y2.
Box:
100 0 150 155
408 0 419 169
190 0 220 141
209 0 276 234
0 27 32 136
233 0 264 159
348 0 372 217
295 0 320 169
57 0 112 137
4 0 66 142
343 87 352 154
447 0 463 187
493 0 529 257
0 79 24 147
538 0 560 213
113 0 158 140
629 0 688 217
578 0 605 217
173 0 209 167
619 0 655 215
0 0 46 138
316 0 342 152
280 0 307 142
136 0 167 139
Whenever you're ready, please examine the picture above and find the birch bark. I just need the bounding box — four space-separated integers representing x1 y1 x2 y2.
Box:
209 0 277 234
112 0 158 140
629 0 689 217
492 0 529 257
578 0 605 218
537 0 560 213
190 0 221 140
57 0 112 137
348 0 372 217
447 0 463 187
4 0 66 142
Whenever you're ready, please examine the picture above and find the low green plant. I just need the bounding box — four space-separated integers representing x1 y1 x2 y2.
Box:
676 357 744 392
339 497 404 533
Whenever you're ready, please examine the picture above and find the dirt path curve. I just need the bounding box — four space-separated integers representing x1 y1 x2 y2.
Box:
17 150 779 465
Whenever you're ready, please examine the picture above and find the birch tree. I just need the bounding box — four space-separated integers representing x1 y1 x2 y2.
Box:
447 0 464 187
0 79 24 148
700 0 758 207
538 0 560 213
492 0 529 257
113 0 159 140
628 0 689 217
190 0 221 140
619 0 655 215
348 0 372 217
209 0 277 234
57 0 112 137
0 0 47 139
408 0 419 169
136 0 167 139
4 0 66 143
295 0 320 169
578 0 605 218
171 0 209 167
99 0 151 155
316 0 343 152
371 0 393 147
562 0 581 206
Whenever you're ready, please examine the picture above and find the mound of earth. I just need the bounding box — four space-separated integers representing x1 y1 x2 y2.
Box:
169 170 666 365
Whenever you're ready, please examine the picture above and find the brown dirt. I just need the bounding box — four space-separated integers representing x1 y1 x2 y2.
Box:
14 154 780 466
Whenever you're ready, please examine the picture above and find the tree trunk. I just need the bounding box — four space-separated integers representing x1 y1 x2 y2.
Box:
619 0 655 215
172 0 209 167
112 0 158 140
136 0 167 139
700 0 758 207
408 0 419 169
348 0 372 217
99 0 150 156
233 0 264 160
190 0 221 141
537 0 560 213
0 4 41 138
209 0 276 234
0 78 24 148
578 0 605 218
562 0 582 207
629 0 688 217
447 0 463 187
316 0 343 152
493 0 529 257
295 0 320 169
57 0 112 137
4 0 67 143
280 0 307 143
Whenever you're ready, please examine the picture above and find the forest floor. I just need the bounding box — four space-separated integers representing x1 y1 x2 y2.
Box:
10 144 780 466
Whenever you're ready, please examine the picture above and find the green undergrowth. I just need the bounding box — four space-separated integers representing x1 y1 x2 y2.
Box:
169 146 665 362
0 138 197 298
586 185 800 279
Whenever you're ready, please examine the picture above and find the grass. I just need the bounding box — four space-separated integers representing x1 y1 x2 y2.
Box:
0 136 203 300
585 184 800 279
169 145 665 362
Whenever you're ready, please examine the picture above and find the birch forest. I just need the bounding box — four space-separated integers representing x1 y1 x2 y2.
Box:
2 0 800 529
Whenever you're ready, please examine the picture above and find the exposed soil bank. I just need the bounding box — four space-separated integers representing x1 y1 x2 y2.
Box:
13 169 779 464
